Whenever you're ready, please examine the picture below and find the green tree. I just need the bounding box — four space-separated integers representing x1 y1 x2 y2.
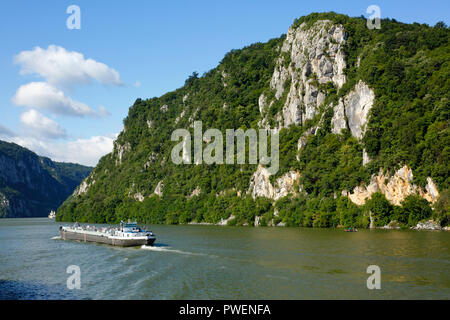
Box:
364 193 394 227
399 195 433 226
433 189 449 226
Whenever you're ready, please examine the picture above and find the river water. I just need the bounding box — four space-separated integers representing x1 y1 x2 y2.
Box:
0 218 449 299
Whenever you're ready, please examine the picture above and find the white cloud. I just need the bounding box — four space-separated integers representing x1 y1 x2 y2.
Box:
98 105 111 118
8 134 117 166
7 45 120 166
14 45 123 89
12 82 99 117
0 124 15 138
20 109 66 139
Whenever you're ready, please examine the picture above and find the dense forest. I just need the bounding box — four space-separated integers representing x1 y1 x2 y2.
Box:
57 12 449 229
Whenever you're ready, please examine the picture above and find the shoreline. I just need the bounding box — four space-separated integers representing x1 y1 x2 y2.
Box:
2 216 448 231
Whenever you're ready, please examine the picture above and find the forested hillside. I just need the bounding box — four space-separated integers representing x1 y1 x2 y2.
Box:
57 13 449 229
0 140 92 218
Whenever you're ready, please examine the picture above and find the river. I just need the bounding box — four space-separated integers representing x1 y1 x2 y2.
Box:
0 218 449 299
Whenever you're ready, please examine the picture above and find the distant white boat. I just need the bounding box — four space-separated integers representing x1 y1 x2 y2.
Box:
48 210 56 219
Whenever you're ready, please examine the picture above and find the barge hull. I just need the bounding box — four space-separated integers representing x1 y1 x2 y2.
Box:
60 230 155 247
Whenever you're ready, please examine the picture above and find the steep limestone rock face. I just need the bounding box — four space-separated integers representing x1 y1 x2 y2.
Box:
330 80 375 164
0 140 91 217
73 177 96 196
154 180 164 197
281 20 347 89
258 93 267 114
0 152 44 187
362 149 371 166
424 177 439 201
0 194 28 218
248 165 300 200
114 141 131 166
296 126 318 160
274 171 301 200
263 20 347 128
248 166 273 199
331 99 347 134
347 165 440 206
343 80 375 140
331 80 375 140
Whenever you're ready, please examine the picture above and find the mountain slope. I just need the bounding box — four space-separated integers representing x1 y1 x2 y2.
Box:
0 140 92 218
57 12 449 228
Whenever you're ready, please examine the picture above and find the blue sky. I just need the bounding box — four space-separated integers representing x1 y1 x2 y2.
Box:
0 0 448 166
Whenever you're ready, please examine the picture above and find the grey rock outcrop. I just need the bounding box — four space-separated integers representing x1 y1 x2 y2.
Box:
362 149 371 166
331 99 347 134
262 20 347 128
248 165 300 200
331 80 375 140
296 126 318 160
115 141 131 166
73 177 96 196
348 165 440 206
133 192 145 202
154 180 164 197
412 220 442 230
343 80 375 140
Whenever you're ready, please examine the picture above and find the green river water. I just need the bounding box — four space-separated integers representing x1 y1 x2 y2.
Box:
0 218 449 299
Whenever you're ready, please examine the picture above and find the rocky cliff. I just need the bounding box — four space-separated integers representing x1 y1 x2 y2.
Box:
57 12 449 228
0 140 91 218
260 20 347 129
346 165 439 206
248 165 301 201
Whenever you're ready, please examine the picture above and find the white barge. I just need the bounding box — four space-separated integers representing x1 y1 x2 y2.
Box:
60 221 156 247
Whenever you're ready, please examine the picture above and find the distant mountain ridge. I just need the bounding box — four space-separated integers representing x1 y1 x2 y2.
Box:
0 140 92 218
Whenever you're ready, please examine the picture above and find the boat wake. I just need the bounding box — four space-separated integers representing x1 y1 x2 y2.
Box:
140 245 205 256
50 236 61 240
